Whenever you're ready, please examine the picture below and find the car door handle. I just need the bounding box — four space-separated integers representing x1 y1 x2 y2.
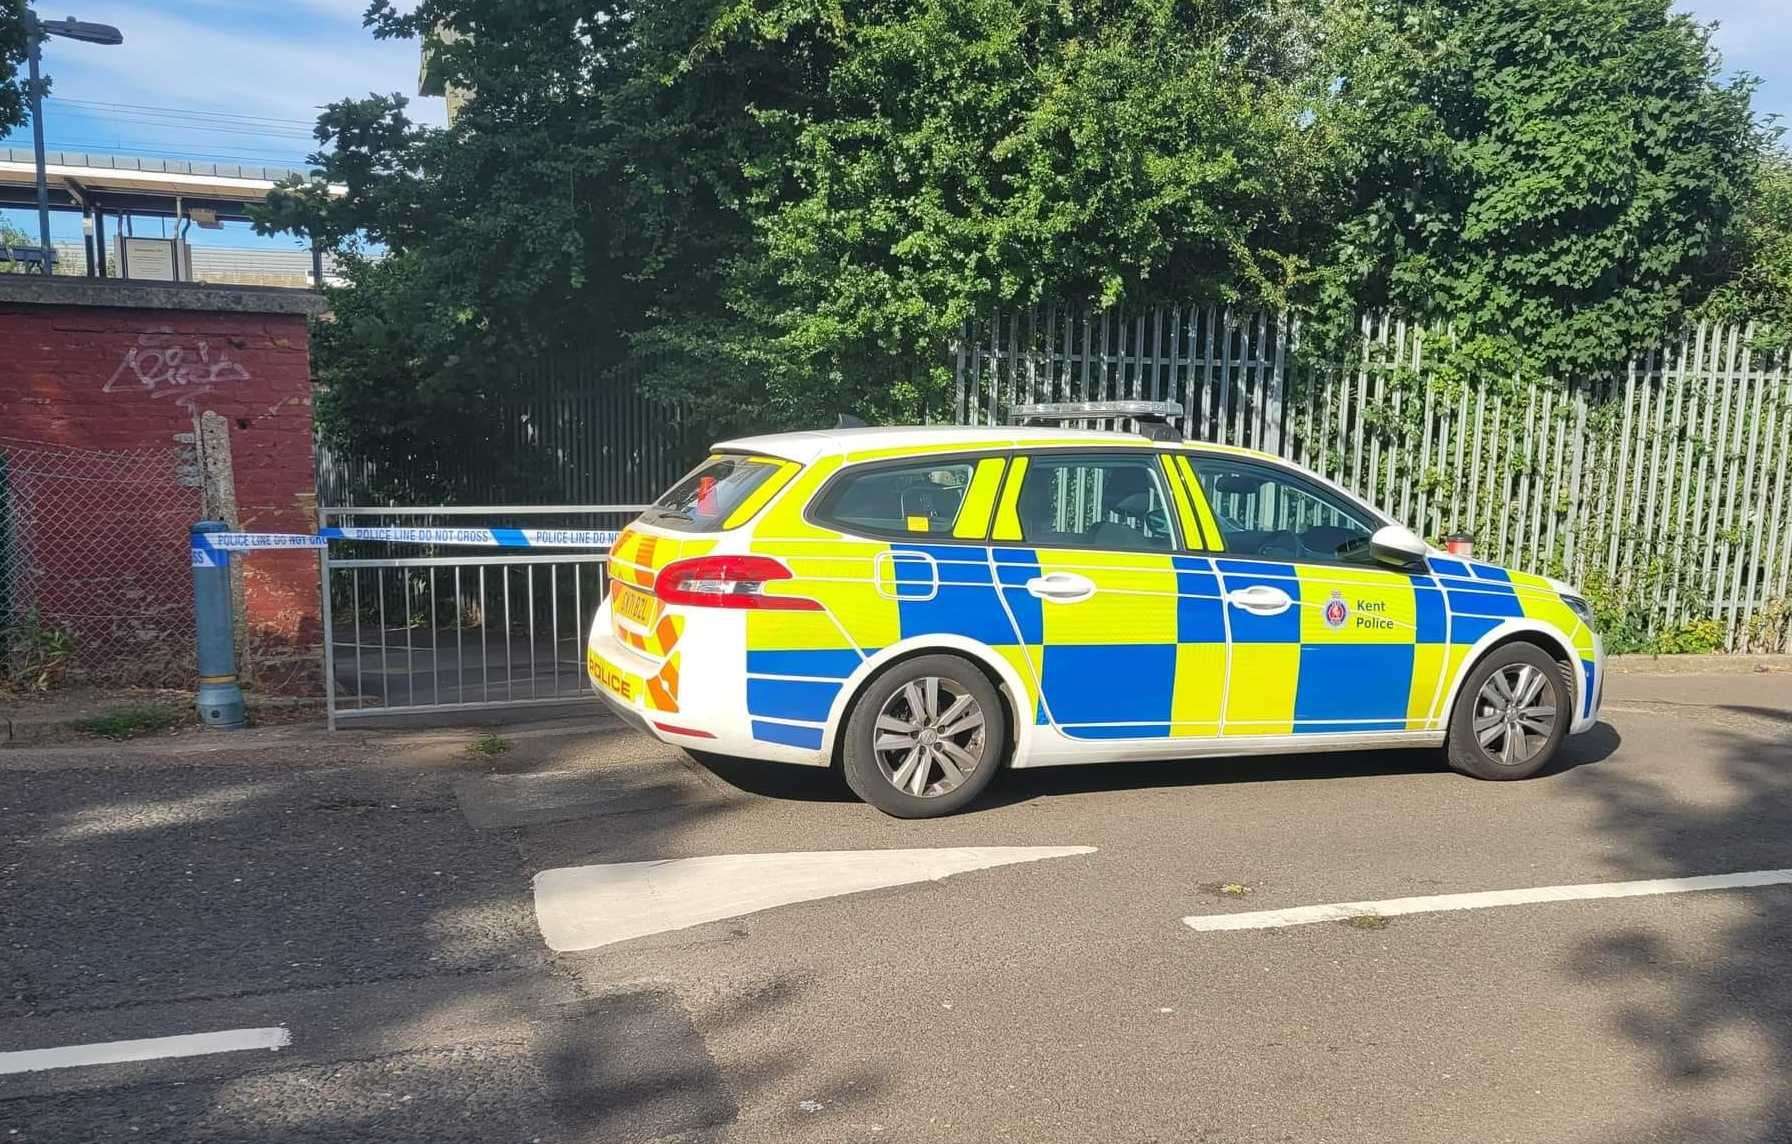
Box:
1225 584 1293 615
1025 572 1096 602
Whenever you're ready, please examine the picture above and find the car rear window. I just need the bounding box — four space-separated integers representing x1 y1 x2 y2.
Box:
639 456 788 533
810 460 977 537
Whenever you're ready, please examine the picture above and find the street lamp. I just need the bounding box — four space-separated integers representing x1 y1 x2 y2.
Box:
22 10 124 273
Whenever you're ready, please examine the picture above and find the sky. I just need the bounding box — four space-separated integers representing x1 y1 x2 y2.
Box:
2 0 1786 252
2 1 444 249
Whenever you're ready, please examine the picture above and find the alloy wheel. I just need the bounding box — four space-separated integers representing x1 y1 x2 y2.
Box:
872 676 987 797
1472 663 1557 766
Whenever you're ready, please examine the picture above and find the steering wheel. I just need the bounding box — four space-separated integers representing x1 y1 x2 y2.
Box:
1213 506 1249 536
1254 530 1303 559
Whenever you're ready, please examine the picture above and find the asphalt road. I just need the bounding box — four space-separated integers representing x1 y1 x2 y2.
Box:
2 667 1789 1142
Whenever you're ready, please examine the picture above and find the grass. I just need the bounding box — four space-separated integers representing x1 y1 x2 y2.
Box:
1199 880 1255 898
1342 914 1390 930
72 703 187 741
469 731 512 757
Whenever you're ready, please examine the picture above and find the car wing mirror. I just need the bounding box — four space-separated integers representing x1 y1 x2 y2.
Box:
1370 524 1429 571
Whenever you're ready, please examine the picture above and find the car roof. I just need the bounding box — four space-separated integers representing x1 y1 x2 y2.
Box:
713 425 1282 465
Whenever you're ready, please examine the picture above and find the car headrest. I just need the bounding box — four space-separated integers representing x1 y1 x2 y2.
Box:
1102 467 1152 511
1114 491 1156 517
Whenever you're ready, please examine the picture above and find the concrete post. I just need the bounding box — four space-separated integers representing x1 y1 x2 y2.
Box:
191 521 247 729
197 411 250 679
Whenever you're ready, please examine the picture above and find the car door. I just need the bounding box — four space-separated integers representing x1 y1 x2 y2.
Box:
1178 454 1448 737
990 450 1225 740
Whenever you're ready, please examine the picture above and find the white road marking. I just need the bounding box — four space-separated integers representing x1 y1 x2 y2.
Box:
533 846 1097 952
0 1027 291 1075
1183 868 1792 932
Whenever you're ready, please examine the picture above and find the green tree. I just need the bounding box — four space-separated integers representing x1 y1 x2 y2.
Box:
264 0 1330 452
1697 143 1792 347
1 218 33 270
257 0 810 489
266 0 1763 492
700 0 1332 419
1312 0 1758 375
0 0 30 139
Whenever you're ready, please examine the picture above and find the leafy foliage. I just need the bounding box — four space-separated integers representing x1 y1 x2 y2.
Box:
261 0 1769 493
1696 146 1792 349
257 0 799 468
1 217 34 272
1313 0 1759 376
0 0 30 140
1 611 75 693
707 0 1331 419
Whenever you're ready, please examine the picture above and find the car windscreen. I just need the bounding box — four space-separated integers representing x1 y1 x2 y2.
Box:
636 455 788 533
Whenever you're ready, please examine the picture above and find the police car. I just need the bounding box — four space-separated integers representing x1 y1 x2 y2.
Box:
587 410 1603 817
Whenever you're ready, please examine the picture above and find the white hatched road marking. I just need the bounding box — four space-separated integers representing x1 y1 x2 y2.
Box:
0 1027 291 1075
534 846 1097 952
1184 869 1792 932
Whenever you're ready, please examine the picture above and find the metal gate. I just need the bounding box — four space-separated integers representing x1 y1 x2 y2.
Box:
320 504 645 727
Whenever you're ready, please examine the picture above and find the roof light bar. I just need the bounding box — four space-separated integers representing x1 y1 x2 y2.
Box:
1010 400 1184 422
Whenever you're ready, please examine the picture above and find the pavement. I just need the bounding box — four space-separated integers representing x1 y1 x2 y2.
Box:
2 666 1790 1142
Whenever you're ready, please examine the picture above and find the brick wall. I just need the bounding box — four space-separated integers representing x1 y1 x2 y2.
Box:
0 280 325 693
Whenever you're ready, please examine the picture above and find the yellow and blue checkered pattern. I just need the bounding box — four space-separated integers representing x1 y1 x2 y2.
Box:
737 542 1597 746
681 443 1601 750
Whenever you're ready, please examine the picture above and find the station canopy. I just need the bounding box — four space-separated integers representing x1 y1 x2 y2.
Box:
0 146 340 222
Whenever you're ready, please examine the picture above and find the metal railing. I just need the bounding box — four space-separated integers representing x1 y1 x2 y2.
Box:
320 504 646 727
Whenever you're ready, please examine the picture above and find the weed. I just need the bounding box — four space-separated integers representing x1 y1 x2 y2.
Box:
1743 596 1789 651
1649 617 1725 655
469 731 511 757
0 612 76 693
1198 880 1255 899
72 703 186 741
1342 914 1390 930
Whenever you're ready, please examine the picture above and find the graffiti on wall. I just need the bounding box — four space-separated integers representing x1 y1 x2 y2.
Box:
104 328 251 412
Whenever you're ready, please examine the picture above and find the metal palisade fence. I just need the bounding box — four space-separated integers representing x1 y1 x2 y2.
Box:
317 355 699 507
952 307 1792 653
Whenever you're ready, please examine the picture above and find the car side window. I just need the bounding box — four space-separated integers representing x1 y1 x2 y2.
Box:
1189 457 1378 565
1015 455 1176 552
810 460 977 537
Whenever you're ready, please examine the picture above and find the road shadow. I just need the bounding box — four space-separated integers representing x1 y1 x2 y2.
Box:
1564 715 1792 1144
0 737 808 1142
991 720 1623 806
1714 704 1792 727
682 722 1624 809
684 748 859 803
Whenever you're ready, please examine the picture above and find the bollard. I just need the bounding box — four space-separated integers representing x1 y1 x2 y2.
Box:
191 521 247 729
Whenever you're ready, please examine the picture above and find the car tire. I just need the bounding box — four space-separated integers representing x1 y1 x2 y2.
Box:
842 654 1007 818
1446 642 1572 781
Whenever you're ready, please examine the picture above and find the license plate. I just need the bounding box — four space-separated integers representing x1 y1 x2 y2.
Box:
613 585 657 626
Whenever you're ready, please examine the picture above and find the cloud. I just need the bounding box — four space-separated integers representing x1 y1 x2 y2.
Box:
32 1 445 133
1677 0 1792 123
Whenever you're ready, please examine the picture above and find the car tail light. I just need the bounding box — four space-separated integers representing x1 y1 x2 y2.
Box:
653 555 821 611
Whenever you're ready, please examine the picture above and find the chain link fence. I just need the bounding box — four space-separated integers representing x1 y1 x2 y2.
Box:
0 437 203 689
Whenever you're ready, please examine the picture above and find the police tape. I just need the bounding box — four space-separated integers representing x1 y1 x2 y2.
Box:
189 526 623 567
322 526 623 548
